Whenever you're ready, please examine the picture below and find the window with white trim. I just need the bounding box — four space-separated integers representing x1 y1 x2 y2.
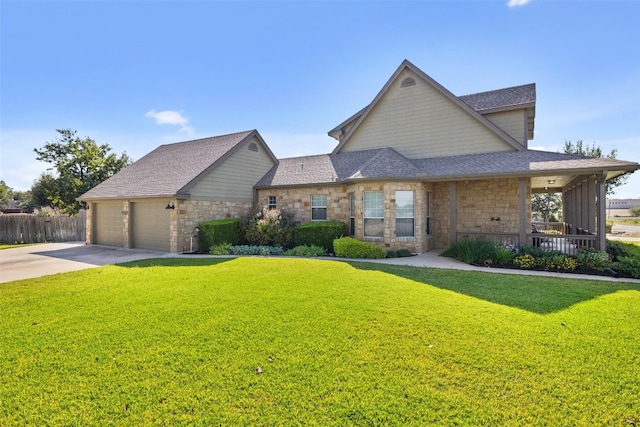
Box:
311 195 327 221
267 196 277 210
395 191 414 237
363 191 384 238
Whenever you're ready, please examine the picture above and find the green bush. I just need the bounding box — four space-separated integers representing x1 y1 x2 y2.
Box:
513 254 536 269
576 248 612 271
615 256 640 278
605 220 613 234
629 206 640 217
333 237 386 259
397 249 412 257
209 243 232 255
293 221 345 252
494 246 515 265
199 218 241 252
606 240 631 262
441 239 498 265
229 245 284 256
386 250 398 258
283 245 327 257
240 207 296 247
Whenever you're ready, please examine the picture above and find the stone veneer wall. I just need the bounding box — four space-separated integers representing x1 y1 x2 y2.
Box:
431 182 451 249
456 178 524 235
258 182 433 253
174 200 253 253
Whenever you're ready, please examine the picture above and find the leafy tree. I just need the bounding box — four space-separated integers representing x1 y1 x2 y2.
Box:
30 173 58 209
0 180 11 209
34 129 131 215
532 193 562 222
563 139 629 196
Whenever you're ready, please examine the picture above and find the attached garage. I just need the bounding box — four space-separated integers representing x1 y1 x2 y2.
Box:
93 202 123 247
131 201 170 252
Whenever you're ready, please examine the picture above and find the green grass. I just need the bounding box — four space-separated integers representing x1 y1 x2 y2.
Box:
1 258 639 425
0 243 39 250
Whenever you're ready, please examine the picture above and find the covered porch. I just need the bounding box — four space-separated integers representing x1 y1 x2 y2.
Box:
455 168 629 253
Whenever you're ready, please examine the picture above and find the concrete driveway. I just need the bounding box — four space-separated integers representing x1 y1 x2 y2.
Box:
0 242 171 283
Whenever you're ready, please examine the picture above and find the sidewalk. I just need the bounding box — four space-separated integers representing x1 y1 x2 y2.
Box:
361 250 640 284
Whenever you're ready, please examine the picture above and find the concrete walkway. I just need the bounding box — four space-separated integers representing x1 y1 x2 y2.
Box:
362 250 640 284
1 242 639 284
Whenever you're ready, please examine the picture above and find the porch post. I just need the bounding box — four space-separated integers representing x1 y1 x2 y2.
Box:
597 171 607 251
449 182 457 246
519 178 527 246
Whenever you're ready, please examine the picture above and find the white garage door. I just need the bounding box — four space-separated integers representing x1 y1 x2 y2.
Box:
94 202 123 247
132 201 171 252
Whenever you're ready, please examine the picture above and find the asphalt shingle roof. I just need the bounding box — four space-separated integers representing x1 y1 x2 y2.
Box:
80 130 257 199
257 148 639 187
459 83 536 112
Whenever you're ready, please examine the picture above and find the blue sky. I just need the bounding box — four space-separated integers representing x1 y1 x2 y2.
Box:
1 0 639 198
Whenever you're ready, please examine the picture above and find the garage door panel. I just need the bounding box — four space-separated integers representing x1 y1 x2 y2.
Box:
132 202 170 252
94 202 123 247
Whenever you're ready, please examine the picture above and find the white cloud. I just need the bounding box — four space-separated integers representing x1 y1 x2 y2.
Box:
145 109 193 133
508 0 531 7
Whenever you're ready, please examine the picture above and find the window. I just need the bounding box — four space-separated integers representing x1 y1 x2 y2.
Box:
364 191 384 238
311 195 327 221
396 191 414 237
426 191 432 235
349 192 356 236
248 142 258 152
267 196 276 210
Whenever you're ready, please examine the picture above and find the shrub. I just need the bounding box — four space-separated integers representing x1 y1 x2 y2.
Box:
494 246 515 265
240 207 296 247
630 206 640 217
283 245 327 257
605 220 613 234
209 243 232 255
606 240 631 262
561 257 579 272
441 239 498 265
513 254 536 269
333 237 386 259
199 218 241 251
576 248 612 271
397 249 412 257
516 245 545 258
229 245 284 256
293 221 345 252
386 250 398 258
615 256 640 278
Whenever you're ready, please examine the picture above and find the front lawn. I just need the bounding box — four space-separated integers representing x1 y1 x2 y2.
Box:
1 258 639 425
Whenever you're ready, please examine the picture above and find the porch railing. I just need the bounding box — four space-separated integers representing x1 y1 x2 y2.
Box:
531 222 567 234
456 231 598 255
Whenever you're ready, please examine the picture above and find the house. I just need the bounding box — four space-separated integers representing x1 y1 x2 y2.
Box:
78 130 277 252
80 60 640 253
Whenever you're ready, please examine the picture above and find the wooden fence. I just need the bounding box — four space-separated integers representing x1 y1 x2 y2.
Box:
0 211 86 243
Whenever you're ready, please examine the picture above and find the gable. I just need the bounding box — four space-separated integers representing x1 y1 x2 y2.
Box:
186 134 277 201
484 110 527 146
334 65 522 159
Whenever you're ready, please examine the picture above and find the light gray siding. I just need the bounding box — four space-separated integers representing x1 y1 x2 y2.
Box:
188 135 276 201
484 110 527 146
340 69 516 158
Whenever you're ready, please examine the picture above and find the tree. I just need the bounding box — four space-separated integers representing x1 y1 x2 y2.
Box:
563 139 629 196
0 181 11 209
532 193 562 223
34 129 132 215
